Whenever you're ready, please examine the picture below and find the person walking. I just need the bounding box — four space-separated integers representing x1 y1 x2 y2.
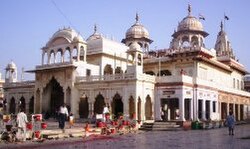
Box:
226 111 235 135
59 103 69 133
16 108 28 142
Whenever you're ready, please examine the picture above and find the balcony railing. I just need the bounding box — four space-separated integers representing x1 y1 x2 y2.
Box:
76 73 155 83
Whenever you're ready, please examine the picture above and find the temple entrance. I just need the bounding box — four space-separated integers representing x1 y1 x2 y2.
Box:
43 77 64 118
79 96 89 118
94 94 105 114
161 98 179 121
112 93 123 118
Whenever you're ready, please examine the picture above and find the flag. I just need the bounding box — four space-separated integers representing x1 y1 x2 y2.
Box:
199 14 205 20
224 15 229 20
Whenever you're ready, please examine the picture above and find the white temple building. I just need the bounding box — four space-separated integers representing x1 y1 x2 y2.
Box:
3 5 250 123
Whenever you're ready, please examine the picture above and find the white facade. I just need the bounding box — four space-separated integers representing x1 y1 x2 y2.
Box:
3 6 250 122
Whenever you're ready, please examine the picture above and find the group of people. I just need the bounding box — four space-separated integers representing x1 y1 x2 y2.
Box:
5 103 236 143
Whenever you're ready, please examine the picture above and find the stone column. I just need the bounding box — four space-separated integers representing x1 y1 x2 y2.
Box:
179 92 185 121
190 98 193 121
226 102 229 115
202 100 206 120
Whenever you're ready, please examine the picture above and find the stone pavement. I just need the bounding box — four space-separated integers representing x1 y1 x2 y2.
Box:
0 122 250 149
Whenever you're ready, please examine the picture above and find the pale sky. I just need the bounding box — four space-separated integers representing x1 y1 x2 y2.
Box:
0 0 249 80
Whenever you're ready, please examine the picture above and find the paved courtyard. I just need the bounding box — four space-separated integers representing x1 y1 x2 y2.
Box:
1 124 250 149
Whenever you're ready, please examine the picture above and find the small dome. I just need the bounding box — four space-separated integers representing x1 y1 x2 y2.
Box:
178 15 203 32
87 25 103 41
125 13 149 39
129 42 141 51
47 27 84 46
6 61 17 70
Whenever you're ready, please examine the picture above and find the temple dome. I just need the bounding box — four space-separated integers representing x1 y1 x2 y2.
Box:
46 27 85 46
125 13 149 39
177 15 203 32
6 61 17 70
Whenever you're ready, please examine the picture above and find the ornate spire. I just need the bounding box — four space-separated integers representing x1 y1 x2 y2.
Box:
135 12 139 23
188 4 192 16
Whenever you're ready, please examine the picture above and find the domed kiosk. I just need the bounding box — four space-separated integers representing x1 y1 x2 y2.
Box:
122 13 153 53
170 5 208 49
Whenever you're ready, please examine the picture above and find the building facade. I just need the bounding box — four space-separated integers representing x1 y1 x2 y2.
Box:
3 5 250 122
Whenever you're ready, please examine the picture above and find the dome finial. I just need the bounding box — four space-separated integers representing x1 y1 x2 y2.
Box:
188 4 192 16
220 21 224 31
94 24 97 33
135 12 139 23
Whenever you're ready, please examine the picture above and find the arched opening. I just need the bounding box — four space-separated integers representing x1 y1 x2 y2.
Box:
115 67 123 74
182 36 190 48
64 47 71 62
79 96 89 118
145 71 155 76
29 96 34 114
49 50 55 64
43 77 64 118
137 97 141 120
43 52 48 65
129 96 135 119
72 47 78 61
80 46 85 61
104 64 113 75
19 96 26 112
55 49 63 63
145 95 152 120
138 54 142 65
94 93 105 114
9 97 16 114
191 36 199 47
112 93 123 118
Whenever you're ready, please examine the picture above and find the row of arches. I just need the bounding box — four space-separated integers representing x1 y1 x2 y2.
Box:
42 46 85 65
8 96 34 114
79 93 153 120
104 65 124 75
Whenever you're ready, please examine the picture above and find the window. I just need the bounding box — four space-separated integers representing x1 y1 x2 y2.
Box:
86 69 91 76
213 101 216 112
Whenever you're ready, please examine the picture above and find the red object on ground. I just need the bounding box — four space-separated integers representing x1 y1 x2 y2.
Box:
26 123 33 130
34 131 40 138
85 123 90 132
41 122 47 129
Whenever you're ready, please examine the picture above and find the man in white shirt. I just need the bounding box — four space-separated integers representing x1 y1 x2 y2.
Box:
16 108 28 142
58 103 69 132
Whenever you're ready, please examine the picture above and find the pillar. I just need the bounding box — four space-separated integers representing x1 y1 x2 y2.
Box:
179 93 185 121
202 99 206 120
